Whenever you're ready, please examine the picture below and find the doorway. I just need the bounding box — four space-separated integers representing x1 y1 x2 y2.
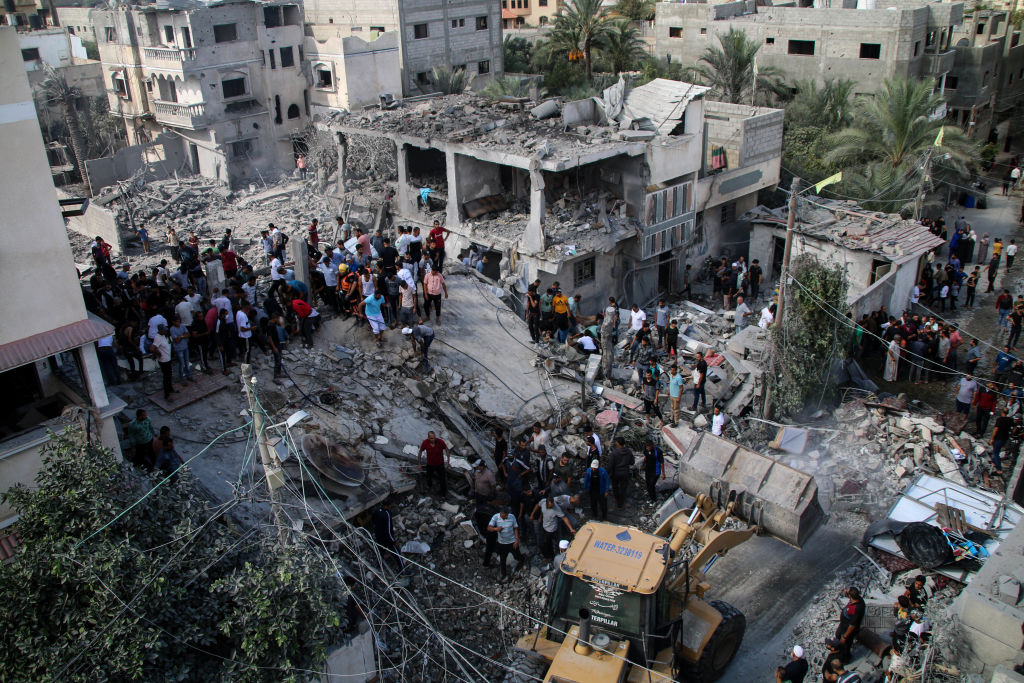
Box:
658 251 675 294
189 143 200 174
771 236 785 281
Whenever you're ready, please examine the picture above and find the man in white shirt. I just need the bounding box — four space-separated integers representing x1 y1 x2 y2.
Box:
150 324 174 399
734 295 751 333
147 312 167 342
235 303 253 363
185 286 202 314
629 305 646 332
711 406 725 436
758 306 774 329
269 255 284 298
174 295 193 332
1006 239 1018 270
212 289 233 315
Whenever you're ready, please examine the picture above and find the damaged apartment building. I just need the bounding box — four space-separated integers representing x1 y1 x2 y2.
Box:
323 79 783 312
93 0 310 188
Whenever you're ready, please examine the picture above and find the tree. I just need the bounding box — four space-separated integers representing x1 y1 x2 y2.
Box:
766 256 851 418
786 78 855 131
39 64 91 195
599 20 648 74
614 0 654 22
824 77 977 174
0 433 351 682
503 35 533 74
834 161 925 216
431 66 468 94
481 75 534 99
551 0 614 81
690 28 787 105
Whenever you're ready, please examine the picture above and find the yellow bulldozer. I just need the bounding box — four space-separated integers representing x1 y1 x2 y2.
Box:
504 425 825 683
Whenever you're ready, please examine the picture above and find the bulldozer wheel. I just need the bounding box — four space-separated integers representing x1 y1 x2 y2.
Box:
680 600 746 683
501 649 548 683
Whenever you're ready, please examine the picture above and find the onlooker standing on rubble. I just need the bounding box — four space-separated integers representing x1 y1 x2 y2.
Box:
667 365 684 427
487 506 524 580
422 268 448 323
711 405 726 436
429 220 450 268
418 431 450 497
975 381 999 435
470 459 496 502
641 368 664 426
691 352 708 412
583 459 610 520
151 324 175 400
552 287 571 343
664 319 679 357
169 316 192 383
655 300 669 347
358 291 388 346
734 295 751 333
296 154 307 179
608 437 634 509
835 587 865 663
642 442 664 501
530 496 574 560
990 407 1012 475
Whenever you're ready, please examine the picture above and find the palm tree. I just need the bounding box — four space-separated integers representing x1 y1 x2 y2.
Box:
690 28 787 105
614 0 654 21
787 78 855 131
40 64 91 195
552 0 614 81
836 162 924 216
431 66 468 94
825 77 976 172
599 20 648 74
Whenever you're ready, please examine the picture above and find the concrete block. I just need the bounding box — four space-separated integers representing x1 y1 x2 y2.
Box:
991 665 1024 683
997 575 1022 606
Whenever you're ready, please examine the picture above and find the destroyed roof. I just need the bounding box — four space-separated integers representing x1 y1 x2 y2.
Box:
622 79 709 136
322 94 646 168
746 198 945 261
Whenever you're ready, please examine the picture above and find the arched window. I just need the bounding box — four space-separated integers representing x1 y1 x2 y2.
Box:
287 103 300 119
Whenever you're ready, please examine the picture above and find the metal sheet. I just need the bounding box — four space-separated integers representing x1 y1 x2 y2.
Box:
867 473 1024 582
0 314 114 373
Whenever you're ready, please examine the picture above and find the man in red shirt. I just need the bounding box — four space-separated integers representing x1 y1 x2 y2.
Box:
429 220 450 268
221 248 238 280
308 219 320 250
973 381 999 436
418 431 450 496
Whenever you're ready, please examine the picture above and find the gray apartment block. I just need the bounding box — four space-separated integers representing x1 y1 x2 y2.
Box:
654 1 962 96
301 0 503 95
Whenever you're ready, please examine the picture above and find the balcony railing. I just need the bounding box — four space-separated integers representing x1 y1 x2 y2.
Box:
152 100 206 128
926 49 956 75
142 46 197 63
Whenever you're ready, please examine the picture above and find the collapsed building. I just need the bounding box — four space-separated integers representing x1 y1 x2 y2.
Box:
748 199 945 317
321 79 783 314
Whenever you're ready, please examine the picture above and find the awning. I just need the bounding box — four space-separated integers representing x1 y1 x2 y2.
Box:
501 8 517 19
0 315 114 373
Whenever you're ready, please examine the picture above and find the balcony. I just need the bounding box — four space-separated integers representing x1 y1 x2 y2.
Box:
926 49 956 75
141 46 198 74
152 100 207 129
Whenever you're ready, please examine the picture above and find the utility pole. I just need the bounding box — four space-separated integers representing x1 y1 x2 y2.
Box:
775 176 801 327
240 364 290 546
913 146 935 222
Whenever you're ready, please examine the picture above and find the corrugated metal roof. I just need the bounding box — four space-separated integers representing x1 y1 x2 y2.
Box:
623 79 709 136
0 315 114 373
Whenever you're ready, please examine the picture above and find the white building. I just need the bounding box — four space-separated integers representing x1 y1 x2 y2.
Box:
0 26 125 528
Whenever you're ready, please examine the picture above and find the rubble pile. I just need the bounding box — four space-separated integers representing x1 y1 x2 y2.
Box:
832 398 1001 496
325 95 636 160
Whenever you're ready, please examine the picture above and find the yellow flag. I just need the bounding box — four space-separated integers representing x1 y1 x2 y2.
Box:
814 171 842 193
934 126 944 147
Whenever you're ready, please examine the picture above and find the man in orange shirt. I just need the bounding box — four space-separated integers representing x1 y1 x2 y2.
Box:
552 288 570 343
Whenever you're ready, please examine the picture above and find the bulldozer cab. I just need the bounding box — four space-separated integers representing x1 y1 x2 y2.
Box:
545 523 675 661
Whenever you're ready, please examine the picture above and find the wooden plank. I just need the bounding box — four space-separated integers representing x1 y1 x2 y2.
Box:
148 373 232 412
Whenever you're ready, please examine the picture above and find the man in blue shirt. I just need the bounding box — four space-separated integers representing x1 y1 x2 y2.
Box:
583 459 610 521
358 292 387 345
993 345 1017 383
668 365 685 427
486 507 523 580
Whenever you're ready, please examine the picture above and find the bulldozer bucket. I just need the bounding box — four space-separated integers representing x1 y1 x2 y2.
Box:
660 424 824 548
